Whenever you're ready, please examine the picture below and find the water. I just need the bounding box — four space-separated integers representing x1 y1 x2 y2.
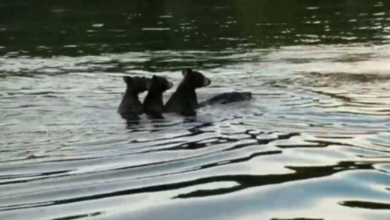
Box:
1 1 390 220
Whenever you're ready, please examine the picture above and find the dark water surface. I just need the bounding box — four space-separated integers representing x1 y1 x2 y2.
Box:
1 1 390 220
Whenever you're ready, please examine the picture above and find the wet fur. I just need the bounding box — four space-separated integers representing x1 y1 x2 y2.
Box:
118 76 151 120
198 92 252 108
143 75 173 119
164 68 211 117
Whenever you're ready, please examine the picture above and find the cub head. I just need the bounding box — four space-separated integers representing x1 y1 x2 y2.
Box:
182 68 211 89
239 92 252 101
123 76 151 93
150 75 173 93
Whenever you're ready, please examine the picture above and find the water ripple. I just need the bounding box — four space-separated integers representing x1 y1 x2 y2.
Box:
1 8 390 220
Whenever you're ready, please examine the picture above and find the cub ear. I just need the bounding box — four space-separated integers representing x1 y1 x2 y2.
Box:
146 75 158 89
123 76 133 84
182 68 192 77
152 75 159 81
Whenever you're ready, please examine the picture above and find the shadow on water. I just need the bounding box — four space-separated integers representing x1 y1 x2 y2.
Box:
0 161 371 212
340 201 390 210
51 212 101 220
173 161 372 199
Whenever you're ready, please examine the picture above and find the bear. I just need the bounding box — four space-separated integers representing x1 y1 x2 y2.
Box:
164 68 211 117
143 75 173 119
198 92 252 108
117 76 151 120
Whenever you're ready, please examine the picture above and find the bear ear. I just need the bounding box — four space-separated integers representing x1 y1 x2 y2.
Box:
152 75 159 81
123 76 133 84
182 68 192 77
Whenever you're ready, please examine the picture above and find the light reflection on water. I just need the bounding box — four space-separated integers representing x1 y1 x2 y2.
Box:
1 1 390 220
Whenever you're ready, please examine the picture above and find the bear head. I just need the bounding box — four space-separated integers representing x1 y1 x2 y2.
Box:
123 76 151 93
149 75 173 93
181 68 211 89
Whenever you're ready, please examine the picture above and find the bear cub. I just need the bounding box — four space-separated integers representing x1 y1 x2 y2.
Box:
118 76 151 120
198 91 252 108
143 75 173 119
164 68 211 117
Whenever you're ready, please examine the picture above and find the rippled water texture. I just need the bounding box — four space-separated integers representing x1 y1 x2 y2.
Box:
1 1 390 220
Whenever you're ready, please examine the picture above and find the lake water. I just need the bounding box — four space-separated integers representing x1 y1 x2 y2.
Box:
1 1 390 220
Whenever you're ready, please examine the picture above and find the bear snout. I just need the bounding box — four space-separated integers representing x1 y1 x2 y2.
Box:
243 92 252 100
203 78 211 87
167 81 174 90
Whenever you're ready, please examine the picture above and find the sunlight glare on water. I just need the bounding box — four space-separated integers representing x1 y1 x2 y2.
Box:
1 1 390 220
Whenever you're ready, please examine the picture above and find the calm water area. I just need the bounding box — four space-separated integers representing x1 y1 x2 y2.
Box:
1 1 390 220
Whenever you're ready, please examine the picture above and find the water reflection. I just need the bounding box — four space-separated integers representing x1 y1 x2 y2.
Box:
1 1 390 220
1 0 390 57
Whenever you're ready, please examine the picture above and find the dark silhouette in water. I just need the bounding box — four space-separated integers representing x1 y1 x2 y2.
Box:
198 92 252 108
143 75 173 119
164 68 252 115
118 76 151 121
164 68 211 117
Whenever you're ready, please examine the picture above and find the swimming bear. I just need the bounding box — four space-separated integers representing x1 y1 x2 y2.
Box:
143 75 173 119
198 91 252 108
117 76 151 120
164 68 211 117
